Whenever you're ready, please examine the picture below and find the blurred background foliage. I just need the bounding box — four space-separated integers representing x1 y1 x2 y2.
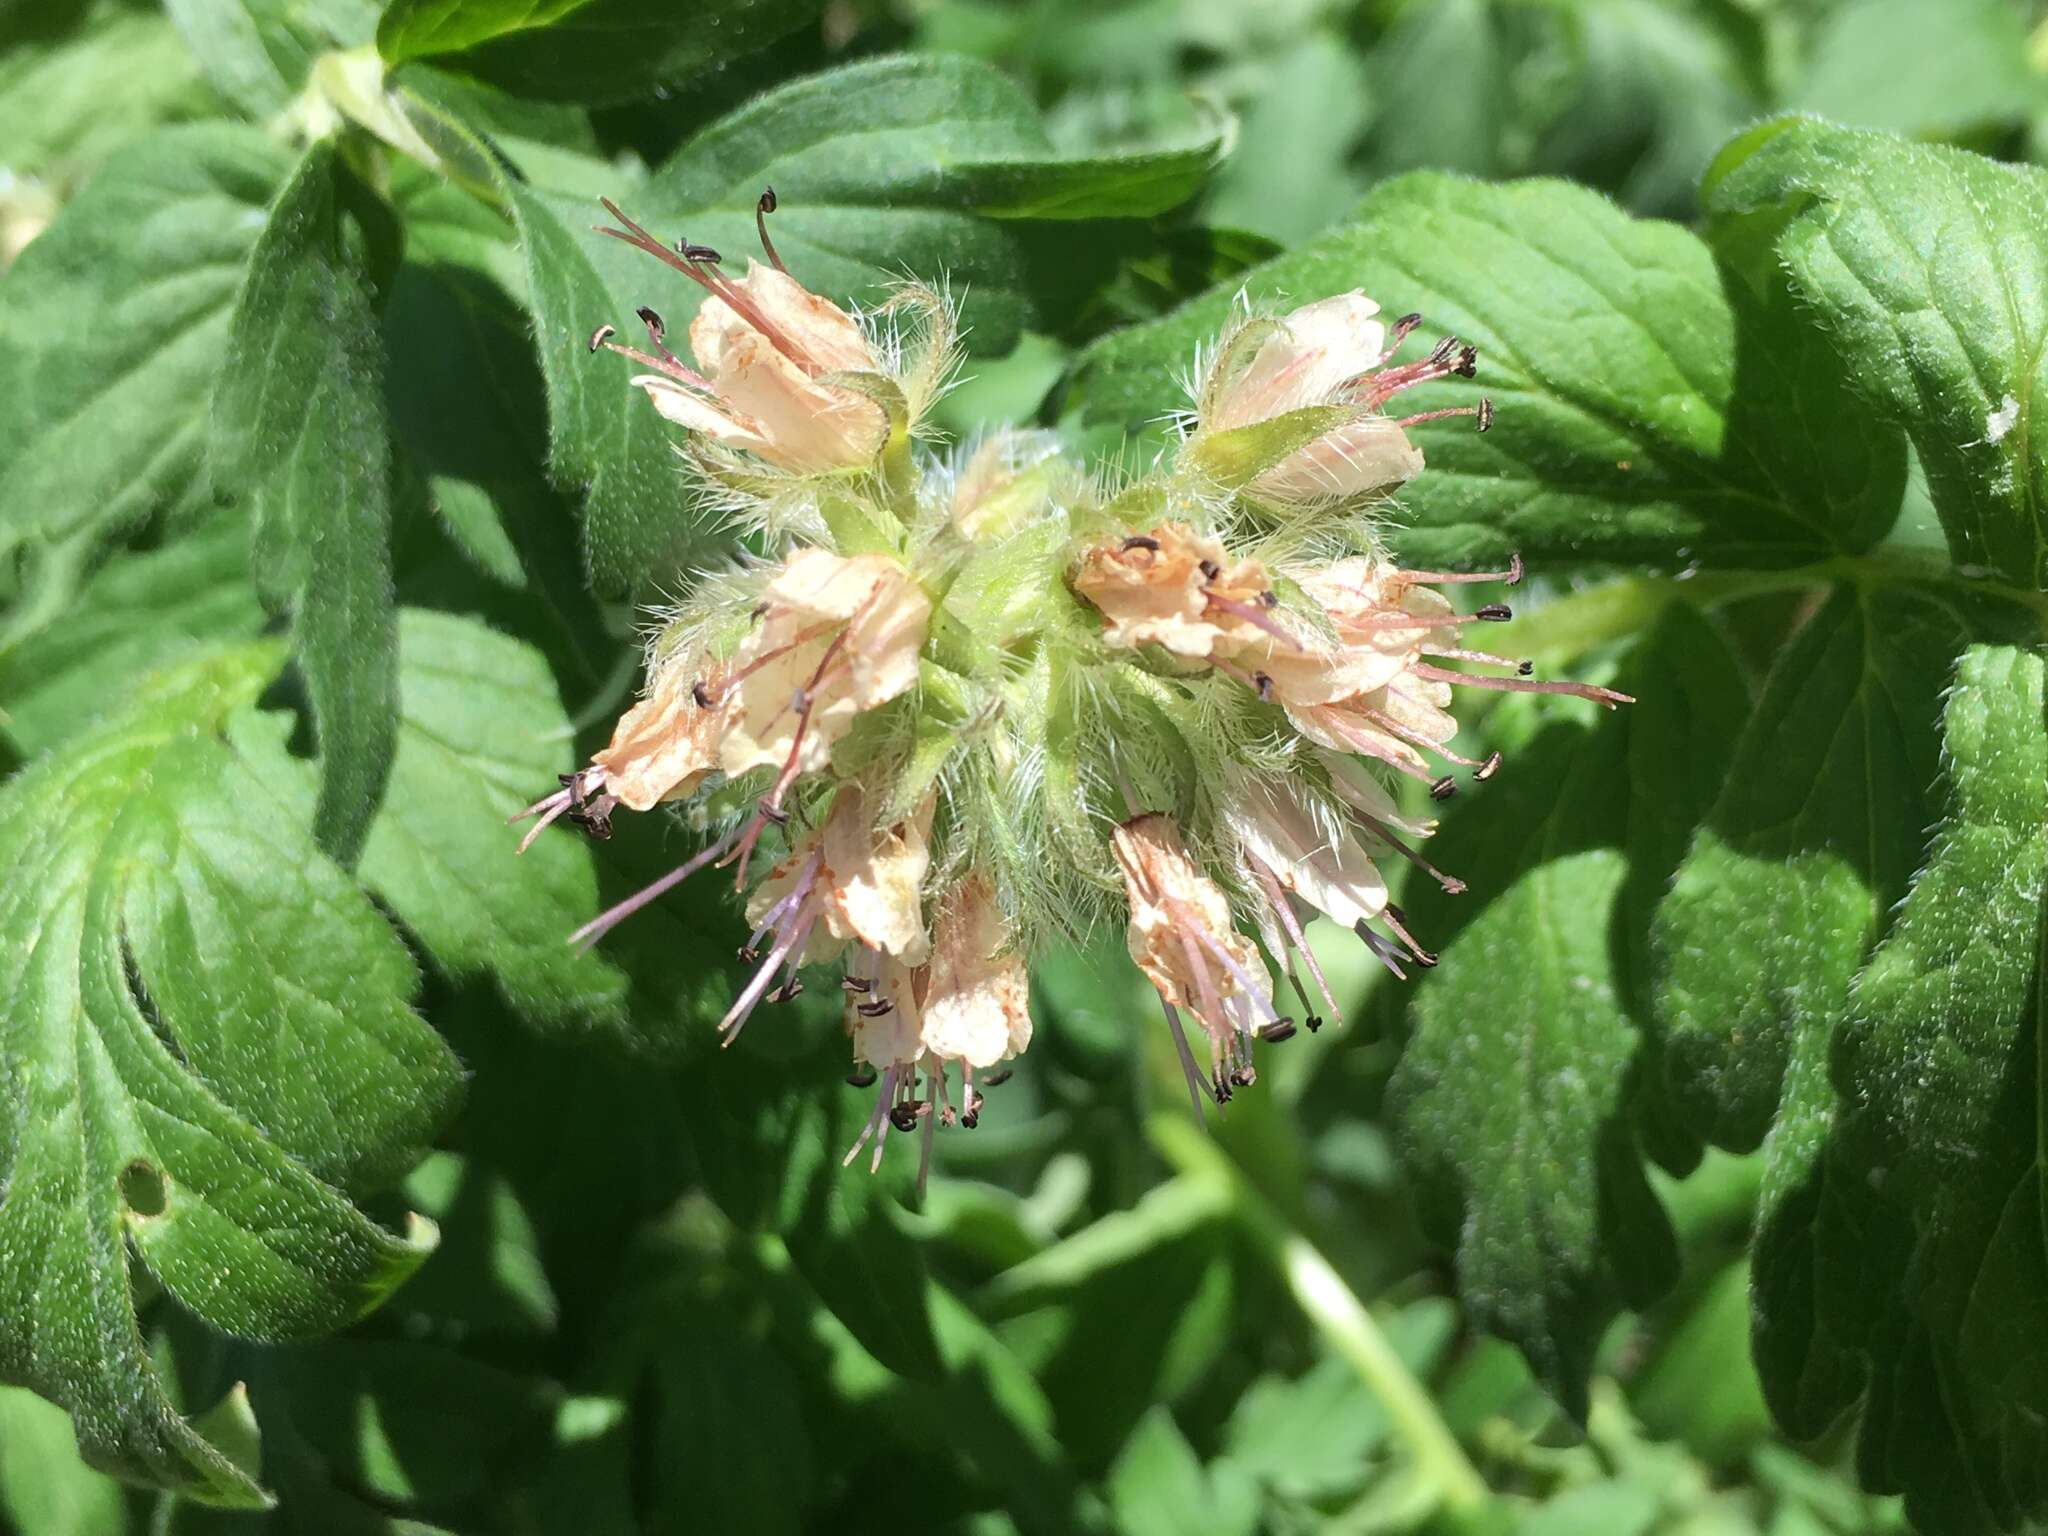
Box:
2 0 2047 1533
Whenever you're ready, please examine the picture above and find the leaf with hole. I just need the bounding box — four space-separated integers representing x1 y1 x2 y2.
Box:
0 644 461 1506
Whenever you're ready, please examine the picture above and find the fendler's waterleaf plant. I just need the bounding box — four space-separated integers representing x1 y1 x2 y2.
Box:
505 188 1629 1194
0 645 459 1505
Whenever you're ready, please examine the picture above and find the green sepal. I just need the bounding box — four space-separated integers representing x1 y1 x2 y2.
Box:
1183 404 1350 491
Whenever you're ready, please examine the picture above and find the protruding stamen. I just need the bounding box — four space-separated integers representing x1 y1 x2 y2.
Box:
1380 904 1438 968
1350 811 1466 896
1396 403 1490 431
847 1062 878 1088
1474 750 1503 782
1160 999 1207 1117
1203 592 1300 649
566 821 741 950
1399 556 1523 587
1247 855 1345 1032
1355 919 1410 979
755 186 786 272
1412 663 1634 707
1424 643 1526 672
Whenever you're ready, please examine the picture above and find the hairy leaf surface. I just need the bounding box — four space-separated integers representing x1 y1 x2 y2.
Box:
0 646 458 1506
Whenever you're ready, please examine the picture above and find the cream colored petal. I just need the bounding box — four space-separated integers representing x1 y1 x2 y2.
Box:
1255 415 1423 502
1232 783 1388 930
1111 814 1261 1022
819 788 932 963
630 374 773 456
694 329 887 472
1072 525 1268 659
590 658 727 811
726 262 877 374
1321 752 1438 839
1209 292 1386 429
854 956 925 1068
918 878 1031 1069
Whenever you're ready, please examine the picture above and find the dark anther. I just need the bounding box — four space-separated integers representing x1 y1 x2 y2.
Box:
889 1102 922 1133
981 1068 1013 1088
749 601 770 620
961 1107 980 1129
1210 1078 1232 1104
1475 603 1513 622
1412 945 1440 969
1259 589 1279 609
692 680 715 707
569 793 616 840
754 187 785 271
738 945 759 963
1260 1019 1298 1043
846 1063 878 1088
675 240 723 264
1454 345 1479 378
856 998 895 1017
840 975 874 994
1198 559 1222 581
757 801 789 826
1429 775 1458 802
587 323 616 354
558 770 582 790
767 981 804 1004
1474 751 1503 782
1505 553 1525 586
636 305 665 340
1517 660 1535 677
1230 1065 1258 1088
1121 534 1162 552
1304 1015 1324 1034
1253 671 1274 701
1427 336 1460 366
1475 398 1495 432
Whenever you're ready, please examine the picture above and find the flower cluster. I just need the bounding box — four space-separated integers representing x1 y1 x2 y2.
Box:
515 191 1630 1178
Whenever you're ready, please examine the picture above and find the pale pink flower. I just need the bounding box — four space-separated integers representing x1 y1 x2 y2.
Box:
1070 524 1284 660
594 198 890 473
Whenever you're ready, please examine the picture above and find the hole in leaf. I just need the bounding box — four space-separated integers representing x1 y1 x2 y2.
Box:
119 1160 168 1218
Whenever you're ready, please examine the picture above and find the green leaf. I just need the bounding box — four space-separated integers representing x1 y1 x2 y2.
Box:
1821 644 2048 1532
1651 586 1974 1151
1389 603 1749 1413
375 0 826 106
1070 173 1902 573
0 2 210 188
0 1385 126 1536
0 124 291 646
0 512 265 757
213 139 399 865
347 610 626 1023
680 1028 947 1381
162 0 377 117
0 645 460 1506
1106 1406 1259 1536
1791 0 2045 139
1707 119 2048 588
405 51 1222 591
1222 1298 1457 1502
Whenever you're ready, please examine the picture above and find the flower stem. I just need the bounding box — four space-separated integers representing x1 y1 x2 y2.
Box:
1147 1115 1491 1520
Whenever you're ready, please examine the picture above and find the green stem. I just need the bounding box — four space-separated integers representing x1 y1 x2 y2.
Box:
1148 1116 1491 1518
